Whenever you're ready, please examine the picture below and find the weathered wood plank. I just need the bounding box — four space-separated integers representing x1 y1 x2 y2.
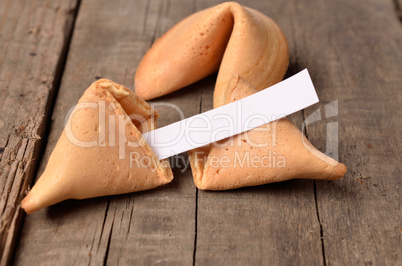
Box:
14 0 198 265
0 0 79 265
104 1 202 263
291 0 402 264
192 1 325 265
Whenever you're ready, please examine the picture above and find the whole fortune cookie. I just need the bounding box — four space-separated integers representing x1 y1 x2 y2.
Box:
135 2 289 108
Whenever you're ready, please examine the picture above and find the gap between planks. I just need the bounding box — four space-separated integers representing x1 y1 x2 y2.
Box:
393 0 402 23
2 0 83 265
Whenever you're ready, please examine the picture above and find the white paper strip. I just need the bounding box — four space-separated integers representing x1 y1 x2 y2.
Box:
143 69 319 159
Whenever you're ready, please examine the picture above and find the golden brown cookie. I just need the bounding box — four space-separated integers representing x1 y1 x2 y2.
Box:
21 79 173 213
135 2 289 108
188 75 347 190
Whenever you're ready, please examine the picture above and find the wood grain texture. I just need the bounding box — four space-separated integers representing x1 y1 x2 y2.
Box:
14 0 199 265
0 0 79 265
192 1 324 265
292 0 402 264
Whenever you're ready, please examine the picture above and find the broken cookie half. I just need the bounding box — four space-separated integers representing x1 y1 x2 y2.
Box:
21 79 173 213
188 75 347 190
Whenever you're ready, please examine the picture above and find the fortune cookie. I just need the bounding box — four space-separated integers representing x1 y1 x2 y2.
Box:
135 2 289 108
21 79 173 213
188 75 347 190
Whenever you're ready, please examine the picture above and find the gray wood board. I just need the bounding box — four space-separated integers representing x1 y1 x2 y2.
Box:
292 0 402 264
193 0 324 265
14 0 198 265
0 0 79 265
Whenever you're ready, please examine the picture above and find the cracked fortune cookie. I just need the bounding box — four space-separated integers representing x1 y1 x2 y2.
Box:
188 75 347 190
21 79 173 213
135 2 289 108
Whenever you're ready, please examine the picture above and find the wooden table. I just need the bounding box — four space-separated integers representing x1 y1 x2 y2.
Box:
1 0 401 265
